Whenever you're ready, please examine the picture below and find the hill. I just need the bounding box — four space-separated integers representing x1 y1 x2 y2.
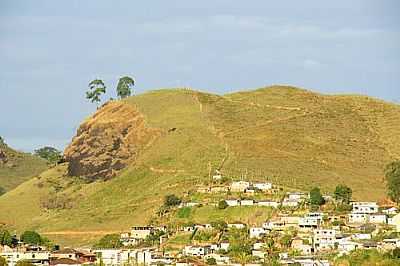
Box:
0 137 48 192
0 85 399 245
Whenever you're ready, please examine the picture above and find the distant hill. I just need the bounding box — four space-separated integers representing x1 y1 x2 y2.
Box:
0 137 48 192
0 85 399 245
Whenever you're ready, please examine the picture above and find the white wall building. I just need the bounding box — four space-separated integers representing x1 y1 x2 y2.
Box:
230 181 250 192
0 251 50 266
249 227 266 238
253 183 272 191
352 202 379 214
313 229 337 251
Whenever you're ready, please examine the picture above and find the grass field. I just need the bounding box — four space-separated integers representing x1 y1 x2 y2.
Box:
0 85 399 246
0 140 48 191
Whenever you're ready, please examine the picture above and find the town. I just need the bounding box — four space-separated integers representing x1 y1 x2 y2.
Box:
1 175 400 266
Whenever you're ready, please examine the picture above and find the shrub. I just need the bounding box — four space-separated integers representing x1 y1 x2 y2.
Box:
206 258 217 265
218 200 228 209
164 194 182 207
94 234 122 248
21 231 42 245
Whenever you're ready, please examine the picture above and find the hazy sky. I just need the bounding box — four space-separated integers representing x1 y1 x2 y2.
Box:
1 0 399 152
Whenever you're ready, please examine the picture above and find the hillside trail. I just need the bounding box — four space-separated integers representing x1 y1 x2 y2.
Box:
42 230 121 236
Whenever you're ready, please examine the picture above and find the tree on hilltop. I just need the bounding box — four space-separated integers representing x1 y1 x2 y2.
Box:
34 146 62 164
86 79 106 105
117 76 135 99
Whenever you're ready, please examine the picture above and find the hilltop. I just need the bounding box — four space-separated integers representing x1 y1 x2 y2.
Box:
0 137 48 192
0 85 399 245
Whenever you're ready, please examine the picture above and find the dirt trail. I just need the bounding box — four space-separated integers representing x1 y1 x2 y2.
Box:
42 231 120 236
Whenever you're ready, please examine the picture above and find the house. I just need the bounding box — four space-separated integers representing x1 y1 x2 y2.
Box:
225 199 240 207
50 249 96 264
249 227 266 238
130 226 155 239
280 215 300 227
227 223 246 229
381 239 400 250
348 213 369 224
369 214 387 224
253 182 272 191
94 249 153 266
257 201 279 208
337 239 361 254
240 199 254 206
230 181 250 192
299 213 324 230
182 225 196 232
313 229 337 251
252 250 266 258
0 251 50 266
263 218 285 231
50 258 82 266
212 170 222 181
352 202 379 214
389 213 400 232
253 242 264 250
281 199 299 208
182 246 210 257
351 233 371 240
383 207 398 215
287 192 308 201
291 237 312 255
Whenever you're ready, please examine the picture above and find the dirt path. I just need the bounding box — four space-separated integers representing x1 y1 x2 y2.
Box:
42 231 121 236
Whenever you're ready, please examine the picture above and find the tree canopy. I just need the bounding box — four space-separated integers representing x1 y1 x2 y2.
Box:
0 229 13 246
309 187 325 206
86 79 106 104
20 231 42 245
34 146 62 164
163 194 182 207
117 76 135 99
334 184 352 204
385 161 400 203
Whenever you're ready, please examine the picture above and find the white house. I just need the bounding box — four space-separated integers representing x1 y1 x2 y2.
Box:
352 202 379 214
225 199 240 207
230 181 250 192
252 250 266 259
240 199 254 206
249 227 266 238
299 213 324 230
348 213 369 224
313 229 337 251
182 246 210 257
282 199 299 208
369 214 387 224
0 251 50 266
227 223 246 229
383 207 398 215
287 192 308 201
94 249 153 266
263 219 285 231
253 182 272 191
351 233 371 240
257 201 279 208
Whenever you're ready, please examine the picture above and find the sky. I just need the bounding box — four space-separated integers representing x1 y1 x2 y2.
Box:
1 0 399 152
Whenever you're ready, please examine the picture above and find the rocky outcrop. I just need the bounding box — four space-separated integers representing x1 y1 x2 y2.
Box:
0 149 7 164
64 101 162 181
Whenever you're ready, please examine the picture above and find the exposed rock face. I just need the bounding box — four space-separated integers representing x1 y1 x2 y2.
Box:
64 101 161 180
0 149 7 164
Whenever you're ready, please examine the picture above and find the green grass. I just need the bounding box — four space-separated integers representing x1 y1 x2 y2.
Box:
0 85 399 246
0 141 48 191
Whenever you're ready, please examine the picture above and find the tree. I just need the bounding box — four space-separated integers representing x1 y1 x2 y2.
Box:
20 231 42 245
385 161 400 203
309 187 325 206
218 200 228 210
163 194 182 207
334 184 352 204
16 261 34 266
117 76 135 99
0 257 6 266
34 146 62 164
206 257 216 265
94 234 122 248
0 229 13 246
280 234 292 249
86 79 106 105
210 220 227 232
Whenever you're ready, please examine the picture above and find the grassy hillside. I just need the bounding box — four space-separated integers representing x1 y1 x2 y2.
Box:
0 139 48 192
0 85 399 246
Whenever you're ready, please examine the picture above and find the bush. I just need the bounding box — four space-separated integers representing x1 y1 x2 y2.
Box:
218 200 228 209
94 234 122 248
310 187 325 206
164 194 182 207
206 257 217 265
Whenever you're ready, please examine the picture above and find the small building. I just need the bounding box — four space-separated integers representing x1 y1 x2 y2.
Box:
281 199 299 208
287 192 308 201
240 199 254 206
249 227 266 238
257 201 279 208
369 214 387 224
227 223 246 229
225 199 240 207
382 207 398 215
352 202 379 214
253 182 272 191
313 229 337 251
348 213 369 224
390 213 400 232
230 181 250 193
263 219 285 231
130 226 155 239
0 251 50 266
182 246 210 257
